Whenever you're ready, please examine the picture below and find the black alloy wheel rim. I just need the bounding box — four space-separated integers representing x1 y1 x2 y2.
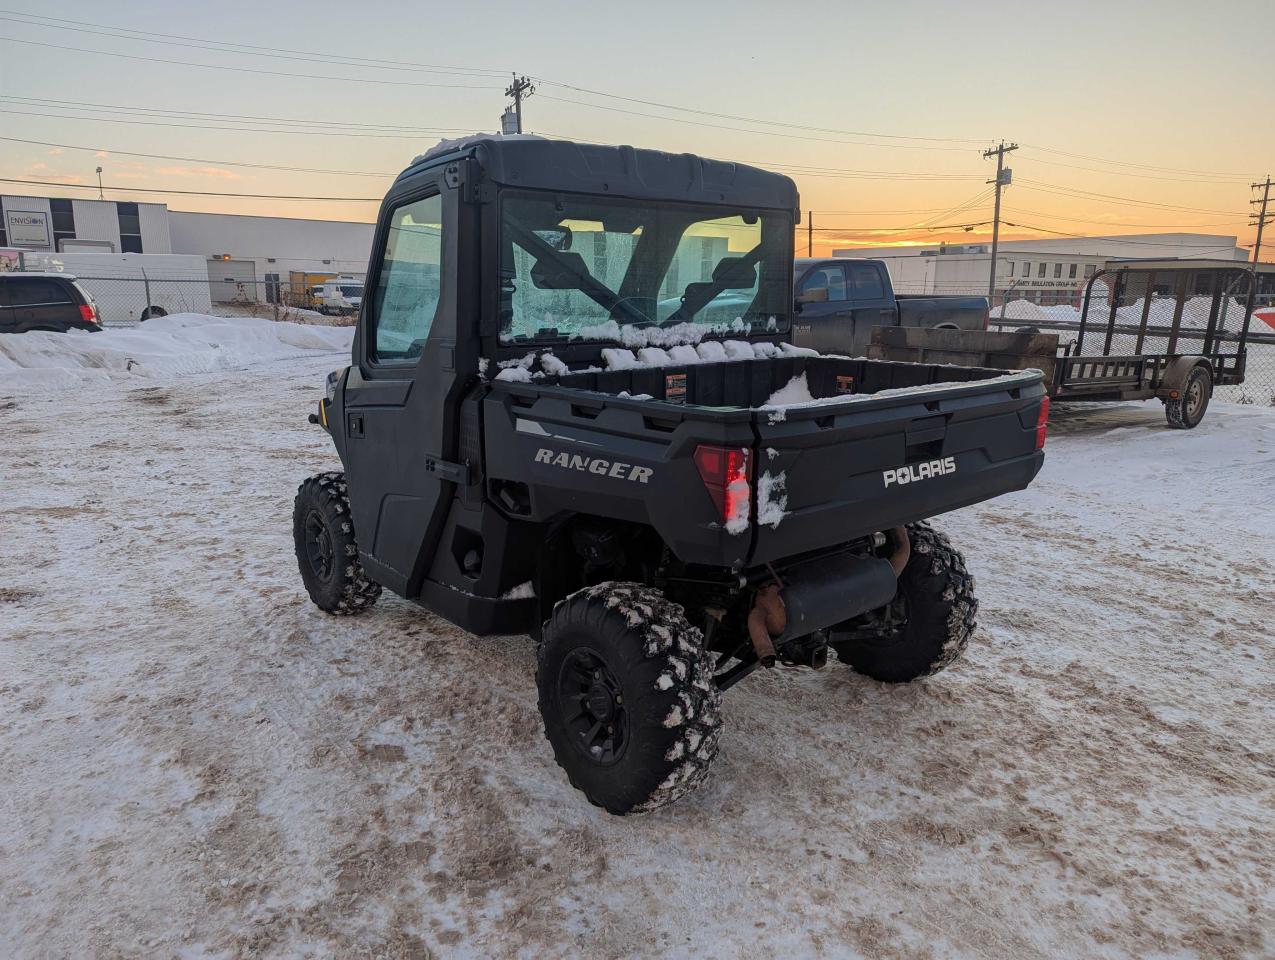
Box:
558 648 629 766
304 509 336 581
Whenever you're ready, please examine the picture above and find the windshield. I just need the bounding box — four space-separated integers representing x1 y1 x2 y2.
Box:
499 192 792 342
339 285 363 297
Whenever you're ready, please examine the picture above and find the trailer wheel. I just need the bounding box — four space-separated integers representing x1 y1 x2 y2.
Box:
1165 365 1211 429
831 523 977 683
293 471 381 615
536 582 722 815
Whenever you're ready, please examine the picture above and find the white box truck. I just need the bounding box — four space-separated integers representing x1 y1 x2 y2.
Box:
17 252 213 323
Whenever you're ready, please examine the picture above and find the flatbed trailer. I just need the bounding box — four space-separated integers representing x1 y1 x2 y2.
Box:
870 259 1272 428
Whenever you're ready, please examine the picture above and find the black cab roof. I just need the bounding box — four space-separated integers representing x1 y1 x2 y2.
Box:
397 135 800 213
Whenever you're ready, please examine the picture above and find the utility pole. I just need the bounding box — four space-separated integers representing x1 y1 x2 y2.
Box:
1250 175 1272 264
504 75 535 134
807 211 813 257
983 141 1018 299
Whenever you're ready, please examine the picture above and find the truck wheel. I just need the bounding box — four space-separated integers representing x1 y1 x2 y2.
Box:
1165 365 1211 429
536 582 723 815
831 523 977 683
140 306 167 321
293 472 381 615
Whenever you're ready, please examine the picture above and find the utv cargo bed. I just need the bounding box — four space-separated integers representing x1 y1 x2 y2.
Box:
484 355 1046 567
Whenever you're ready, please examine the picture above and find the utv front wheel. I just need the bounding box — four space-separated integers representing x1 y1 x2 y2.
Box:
536 583 723 815
293 471 381 614
831 523 977 682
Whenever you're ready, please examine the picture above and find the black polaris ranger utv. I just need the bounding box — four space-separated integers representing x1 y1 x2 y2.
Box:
293 136 1049 814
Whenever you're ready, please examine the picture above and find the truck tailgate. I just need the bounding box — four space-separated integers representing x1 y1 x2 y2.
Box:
751 372 1045 564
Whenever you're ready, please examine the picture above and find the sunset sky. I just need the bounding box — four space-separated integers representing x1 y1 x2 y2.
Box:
1 0 1270 257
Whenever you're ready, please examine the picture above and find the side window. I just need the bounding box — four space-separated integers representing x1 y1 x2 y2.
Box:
847 262 885 300
799 265 848 302
8 278 73 305
370 193 443 361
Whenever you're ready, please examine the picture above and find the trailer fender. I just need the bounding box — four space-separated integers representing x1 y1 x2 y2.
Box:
1155 356 1211 401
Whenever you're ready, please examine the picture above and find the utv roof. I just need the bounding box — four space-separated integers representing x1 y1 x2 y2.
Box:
398 135 800 212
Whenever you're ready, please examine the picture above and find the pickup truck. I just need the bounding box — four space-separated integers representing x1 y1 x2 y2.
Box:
793 257 989 355
292 136 1048 815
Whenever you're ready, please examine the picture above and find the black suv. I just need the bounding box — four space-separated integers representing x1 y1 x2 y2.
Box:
0 273 101 333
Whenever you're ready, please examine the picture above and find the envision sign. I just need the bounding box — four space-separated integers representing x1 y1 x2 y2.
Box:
5 209 51 248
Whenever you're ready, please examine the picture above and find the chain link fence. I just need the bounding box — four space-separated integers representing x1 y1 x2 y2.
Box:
9 264 365 328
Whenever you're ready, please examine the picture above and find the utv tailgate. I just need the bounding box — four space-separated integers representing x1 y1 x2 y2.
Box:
751 371 1045 564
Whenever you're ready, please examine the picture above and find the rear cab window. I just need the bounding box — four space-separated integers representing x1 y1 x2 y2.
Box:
847 262 885 301
368 192 444 362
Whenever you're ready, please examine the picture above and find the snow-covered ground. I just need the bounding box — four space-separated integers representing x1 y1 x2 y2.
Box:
0 313 354 393
1 332 1273 959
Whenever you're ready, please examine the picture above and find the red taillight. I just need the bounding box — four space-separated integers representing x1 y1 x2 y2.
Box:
1035 396 1050 449
78 303 99 324
693 444 752 530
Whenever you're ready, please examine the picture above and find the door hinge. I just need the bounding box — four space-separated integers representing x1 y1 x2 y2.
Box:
424 456 470 484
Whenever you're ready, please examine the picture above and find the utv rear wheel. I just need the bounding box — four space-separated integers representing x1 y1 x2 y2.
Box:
1165 365 1211 429
293 471 381 615
831 523 977 683
536 583 722 815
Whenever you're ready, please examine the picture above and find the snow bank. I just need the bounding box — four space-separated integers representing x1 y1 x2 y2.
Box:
0 313 353 394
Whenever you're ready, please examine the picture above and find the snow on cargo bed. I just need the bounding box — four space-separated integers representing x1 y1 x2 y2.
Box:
536 351 1039 412
0 313 353 394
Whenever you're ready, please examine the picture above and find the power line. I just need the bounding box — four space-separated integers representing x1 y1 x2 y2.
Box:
0 12 509 78
0 95 487 133
0 135 397 178
4 8 1261 187
536 93 977 151
0 37 504 89
0 177 380 201
999 205 1245 228
1015 180 1241 215
1017 150 1252 184
1018 143 1252 179
532 81 985 147
0 106 476 140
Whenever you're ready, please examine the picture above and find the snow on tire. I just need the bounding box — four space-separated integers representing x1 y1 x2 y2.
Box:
293 471 382 615
832 522 977 683
536 582 723 815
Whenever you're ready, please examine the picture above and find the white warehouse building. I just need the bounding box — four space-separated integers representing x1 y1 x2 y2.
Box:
2 193 375 304
167 211 374 304
835 234 1248 306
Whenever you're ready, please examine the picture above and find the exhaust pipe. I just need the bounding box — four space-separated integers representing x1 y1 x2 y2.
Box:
745 537 904 670
774 552 897 645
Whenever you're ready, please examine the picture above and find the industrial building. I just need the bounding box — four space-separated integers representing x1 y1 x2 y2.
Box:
2 193 374 303
836 234 1249 306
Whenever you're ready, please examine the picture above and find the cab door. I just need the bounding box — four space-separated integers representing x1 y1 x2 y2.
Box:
339 171 465 596
793 262 854 353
